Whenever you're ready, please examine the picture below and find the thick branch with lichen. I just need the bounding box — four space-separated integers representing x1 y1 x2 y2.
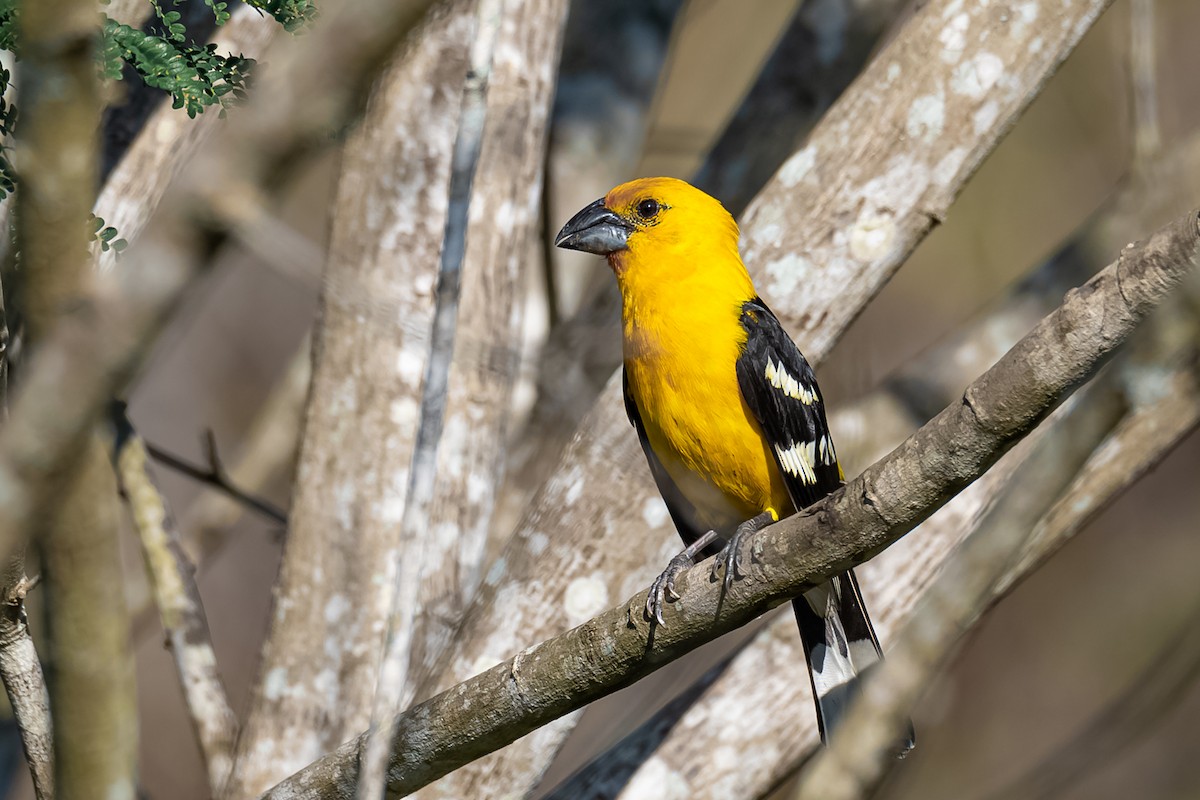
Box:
263 210 1200 799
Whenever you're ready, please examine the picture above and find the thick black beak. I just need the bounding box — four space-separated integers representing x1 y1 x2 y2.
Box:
554 199 632 255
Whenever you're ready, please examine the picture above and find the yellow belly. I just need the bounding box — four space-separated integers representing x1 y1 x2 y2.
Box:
625 316 792 533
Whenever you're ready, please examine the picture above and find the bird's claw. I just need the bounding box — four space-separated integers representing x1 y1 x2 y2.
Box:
710 514 768 594
644 552 693 626
710 539 744 595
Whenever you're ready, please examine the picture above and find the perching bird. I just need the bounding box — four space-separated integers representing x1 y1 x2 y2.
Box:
555 177 912 750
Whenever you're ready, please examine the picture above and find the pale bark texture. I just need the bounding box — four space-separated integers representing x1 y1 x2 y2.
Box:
408 0 569 696
263 209 1200 800
223 6 475 796
356 0 512 795
408 0 1117 795
0 573 52 800
115 423 237 792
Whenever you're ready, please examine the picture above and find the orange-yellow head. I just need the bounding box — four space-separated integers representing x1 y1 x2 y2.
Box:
554 177 747 292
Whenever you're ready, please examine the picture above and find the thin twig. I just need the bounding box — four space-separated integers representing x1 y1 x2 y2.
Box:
111 405 238 792
145 437 287 525
263 210 1200 800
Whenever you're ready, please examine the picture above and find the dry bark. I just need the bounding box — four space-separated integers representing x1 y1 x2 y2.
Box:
408 0 569 697
222 5 476 796
408 0 1116 795
0 573 52 800
262 209 1200 800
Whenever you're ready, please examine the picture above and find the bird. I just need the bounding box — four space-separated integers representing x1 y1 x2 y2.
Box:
554 176 912 751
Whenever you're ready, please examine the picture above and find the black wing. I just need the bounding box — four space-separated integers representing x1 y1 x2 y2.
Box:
735 297 842 511
622 368 717 554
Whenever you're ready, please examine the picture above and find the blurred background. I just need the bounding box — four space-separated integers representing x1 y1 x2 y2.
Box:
7 0 1199 797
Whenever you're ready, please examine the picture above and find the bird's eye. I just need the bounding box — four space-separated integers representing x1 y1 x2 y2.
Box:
636 198 660 219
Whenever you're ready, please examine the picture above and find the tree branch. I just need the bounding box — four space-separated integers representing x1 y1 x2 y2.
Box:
223 5 477 795
17 0 136 797
145 437 287 525
357 0 511 796
111 407 238 793
408 0 568 698
0 572 52 800
262 210 1200 799
794 380 1126 800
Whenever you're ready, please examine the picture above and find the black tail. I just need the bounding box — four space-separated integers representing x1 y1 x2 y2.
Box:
792 569 915 755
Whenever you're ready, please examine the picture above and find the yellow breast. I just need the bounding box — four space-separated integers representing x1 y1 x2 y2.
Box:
623 284 792 532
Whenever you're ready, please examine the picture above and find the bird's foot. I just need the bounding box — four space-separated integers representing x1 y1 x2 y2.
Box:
710 512 773 595
644 551 695 626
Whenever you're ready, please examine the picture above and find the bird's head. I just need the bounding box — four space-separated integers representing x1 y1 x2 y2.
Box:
554 177 741 279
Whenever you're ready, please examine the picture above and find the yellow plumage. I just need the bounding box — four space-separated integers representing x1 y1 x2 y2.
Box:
555 176 910 751
607 178 791 529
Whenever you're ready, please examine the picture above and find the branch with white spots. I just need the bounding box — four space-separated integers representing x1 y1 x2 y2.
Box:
222 5 475 796
403 0 1119 795
262 209 1200 799
0 0 444 598
357 0 571 796
406 0 570 702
